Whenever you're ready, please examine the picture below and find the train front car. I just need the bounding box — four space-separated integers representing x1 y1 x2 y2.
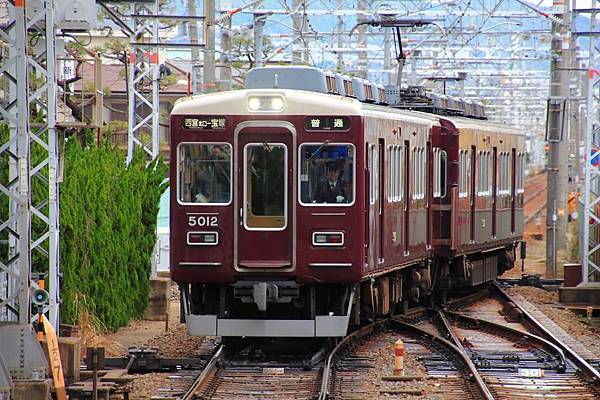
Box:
170 87 364 337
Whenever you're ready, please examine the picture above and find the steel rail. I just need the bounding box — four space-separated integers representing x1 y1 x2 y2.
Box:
181 344 224 400
391 316 495 400
493 281 600 383
318 319 388 400
442 309 568 372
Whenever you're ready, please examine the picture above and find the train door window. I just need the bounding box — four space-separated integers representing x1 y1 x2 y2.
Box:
177 142 232 205
517 153 525 194
499 152 510 196
433 147 447 198
459 150 469 198
369 144 376 205
243 143 287 230
412 148 418 200
299 143 355 206
387 146 394 202
398 146 404 201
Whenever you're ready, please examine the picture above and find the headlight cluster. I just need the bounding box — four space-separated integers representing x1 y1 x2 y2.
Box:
247 95 285 112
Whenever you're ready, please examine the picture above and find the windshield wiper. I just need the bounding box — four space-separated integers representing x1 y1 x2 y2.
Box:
306 140 330 162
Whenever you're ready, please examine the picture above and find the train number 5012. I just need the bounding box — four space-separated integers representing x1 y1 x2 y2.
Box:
188 215 218 227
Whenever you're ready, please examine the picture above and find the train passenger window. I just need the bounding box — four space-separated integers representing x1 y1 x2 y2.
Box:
177 143 231 205
433 148 447 198
499 152 510 196
244 143 287 230
299 143 355 206
412 147 425 200
386 145 403 202
477 151 490 197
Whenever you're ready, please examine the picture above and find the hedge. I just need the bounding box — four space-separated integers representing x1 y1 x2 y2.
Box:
59 138 167 330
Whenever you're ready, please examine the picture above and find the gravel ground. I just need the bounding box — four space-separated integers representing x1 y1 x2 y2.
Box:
146 323 205 358
506 286 600 358
124 372 172 400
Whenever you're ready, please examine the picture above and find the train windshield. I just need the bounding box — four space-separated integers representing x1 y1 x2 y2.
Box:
177 143 231 205
299 143 355 205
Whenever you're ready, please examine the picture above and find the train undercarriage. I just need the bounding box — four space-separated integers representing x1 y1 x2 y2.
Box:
180 244 518 337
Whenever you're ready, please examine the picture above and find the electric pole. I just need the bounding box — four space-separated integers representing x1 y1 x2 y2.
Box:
546 0 571 278
336 0 345 72
203 0 216 92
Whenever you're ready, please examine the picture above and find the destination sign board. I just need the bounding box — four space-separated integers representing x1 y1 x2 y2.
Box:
304 116 350 131
183 116 227 130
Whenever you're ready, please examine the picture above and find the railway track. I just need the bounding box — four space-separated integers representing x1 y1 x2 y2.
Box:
153 284 599 399
178 339 329 400
523 170 547 238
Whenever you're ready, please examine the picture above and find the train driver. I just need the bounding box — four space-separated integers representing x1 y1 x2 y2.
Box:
314 163 346 203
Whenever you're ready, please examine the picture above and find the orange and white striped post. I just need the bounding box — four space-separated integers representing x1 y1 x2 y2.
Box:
394 339 404 375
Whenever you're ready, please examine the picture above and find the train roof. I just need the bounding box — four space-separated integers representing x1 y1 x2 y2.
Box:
172 89 521 136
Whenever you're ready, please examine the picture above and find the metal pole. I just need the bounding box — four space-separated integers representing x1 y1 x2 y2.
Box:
383 26 392 85
254 14 266 67
219 2 232 91
292 0 303 64
203 0 216 92
546 0 571 278
336 0 344 72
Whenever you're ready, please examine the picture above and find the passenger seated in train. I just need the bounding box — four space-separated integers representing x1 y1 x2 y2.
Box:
313 163 347 203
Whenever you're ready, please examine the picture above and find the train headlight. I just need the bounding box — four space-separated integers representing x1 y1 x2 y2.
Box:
247 95 285 112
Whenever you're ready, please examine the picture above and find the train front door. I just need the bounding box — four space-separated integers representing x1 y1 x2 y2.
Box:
236 126 294 270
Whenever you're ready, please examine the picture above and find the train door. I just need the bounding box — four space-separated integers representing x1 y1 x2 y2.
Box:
511 148 516 234
470 145 476 242
426 141 431 248
492 147 497 238
236 130 293 269
403 140 410 253
378 138 385 261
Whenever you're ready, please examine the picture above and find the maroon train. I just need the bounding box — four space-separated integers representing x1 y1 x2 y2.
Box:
170 67 525 337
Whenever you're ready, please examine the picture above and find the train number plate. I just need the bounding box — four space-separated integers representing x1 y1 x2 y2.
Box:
187 214 218 227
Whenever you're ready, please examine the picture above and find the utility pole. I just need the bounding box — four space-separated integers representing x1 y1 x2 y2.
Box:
291 0 305 64
203 0 216 93
187 0 200 66
336 0 345 72
546 0 571 278
356 0 368 78
219 2 232 91
254 13 267 68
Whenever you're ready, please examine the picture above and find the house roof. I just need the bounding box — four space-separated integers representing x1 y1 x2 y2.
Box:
71 60 189 95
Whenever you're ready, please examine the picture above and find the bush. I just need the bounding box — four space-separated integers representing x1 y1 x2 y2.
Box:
59 139 167 330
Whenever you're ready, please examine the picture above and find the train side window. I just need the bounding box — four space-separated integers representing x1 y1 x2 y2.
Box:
412 147 425 200
299 143 355 206
433 148 447 198
499 152 509 196
177 142 232 205
477 151 491 197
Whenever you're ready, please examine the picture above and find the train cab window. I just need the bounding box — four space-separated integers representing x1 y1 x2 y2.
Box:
244 143 287 230
459 150 470 198
299 143 355 206
433 148 447 198
177 143 231 205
